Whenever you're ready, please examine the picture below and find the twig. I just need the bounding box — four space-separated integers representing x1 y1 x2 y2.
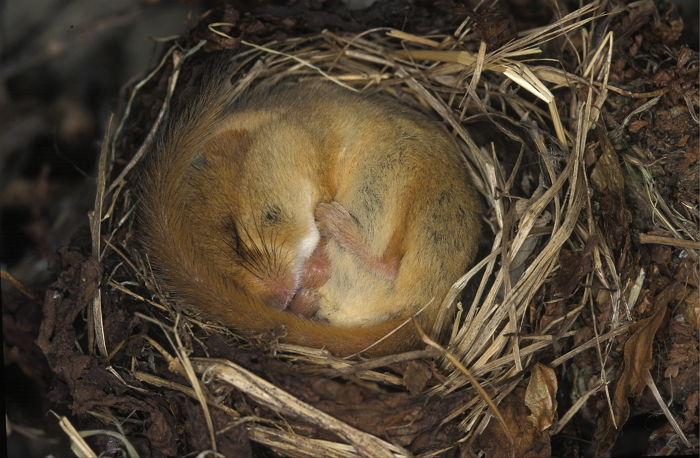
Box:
638 234 700 250
645 370 691 447
0 269 41 303
190 358 408 458
52 412 97 458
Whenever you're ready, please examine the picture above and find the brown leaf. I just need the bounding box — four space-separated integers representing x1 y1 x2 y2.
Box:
468 387 551 458
403 360 433 395
682 392 699 427
552 237 596 299
594 283 673 455
663 340 698 378
628 119 649 133
681 289 699 332
675 134 690 147
591 126 625 198
525 364 558 431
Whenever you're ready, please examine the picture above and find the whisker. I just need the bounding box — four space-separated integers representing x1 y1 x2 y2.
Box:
221 199 267 282
222 237 265 282
271 227 284 279
250 197 271 273
240 207 269 279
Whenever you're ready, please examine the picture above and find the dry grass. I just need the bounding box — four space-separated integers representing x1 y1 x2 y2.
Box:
71 2 693 455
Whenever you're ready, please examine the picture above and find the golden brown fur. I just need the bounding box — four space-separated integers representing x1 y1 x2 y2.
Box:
140 74 482 356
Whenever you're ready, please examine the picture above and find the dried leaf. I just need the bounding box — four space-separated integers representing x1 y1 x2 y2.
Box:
403 360 432 395
552 238 596 298
525 363 558 431
681 289 699 332
591 126 625 198
628 119 649 133
594 283 673 455
468 387 551 458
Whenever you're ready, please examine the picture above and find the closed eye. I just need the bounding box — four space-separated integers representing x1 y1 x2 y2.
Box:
263 205 282 225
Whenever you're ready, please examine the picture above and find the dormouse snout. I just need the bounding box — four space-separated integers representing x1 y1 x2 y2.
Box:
261 273 299 310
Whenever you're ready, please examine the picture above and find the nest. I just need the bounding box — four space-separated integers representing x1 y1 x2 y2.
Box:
25 2 698 457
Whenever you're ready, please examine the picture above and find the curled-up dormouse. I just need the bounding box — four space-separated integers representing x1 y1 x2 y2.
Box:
140 70 483 356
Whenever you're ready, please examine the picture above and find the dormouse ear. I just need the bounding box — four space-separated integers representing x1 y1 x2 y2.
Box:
194 129 249 168
192 110 273 168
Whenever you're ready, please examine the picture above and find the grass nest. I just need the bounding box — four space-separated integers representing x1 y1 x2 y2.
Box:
28 1 698 457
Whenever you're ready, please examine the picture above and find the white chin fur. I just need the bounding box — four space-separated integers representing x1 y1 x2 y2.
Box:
297 221 320 261
289 220 320 290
